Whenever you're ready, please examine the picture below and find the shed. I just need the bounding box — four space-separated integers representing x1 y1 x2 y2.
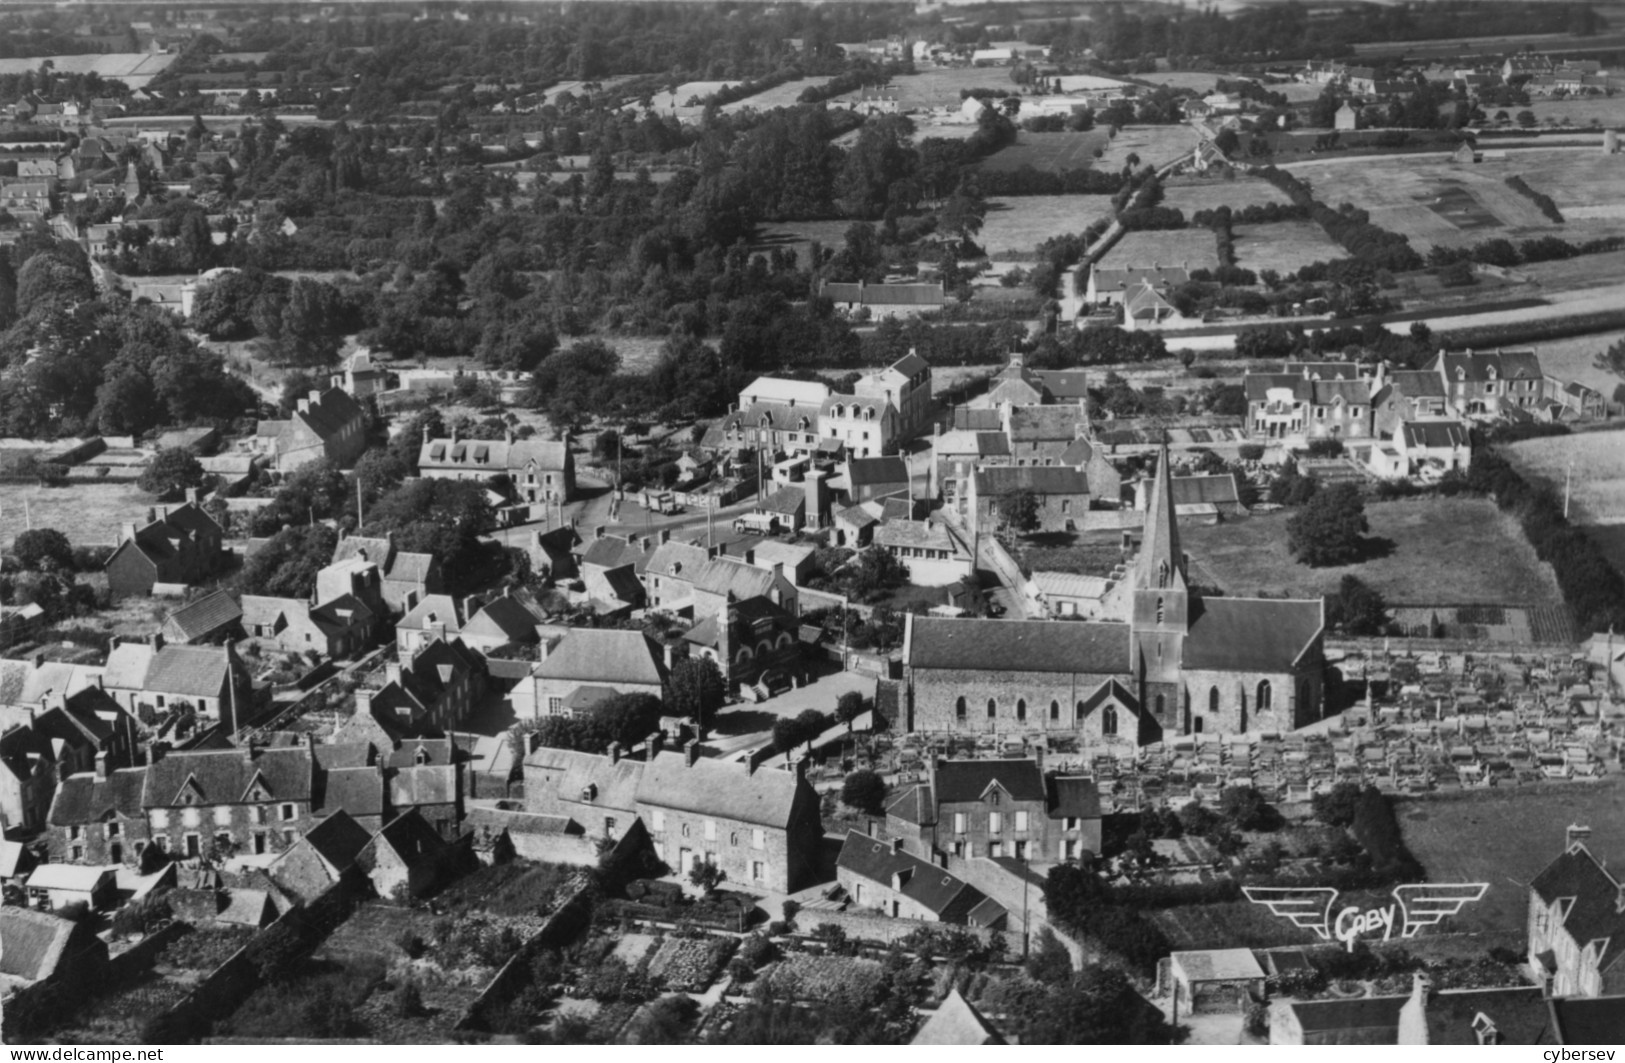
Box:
1169 948 1266 1014
24 863 118 911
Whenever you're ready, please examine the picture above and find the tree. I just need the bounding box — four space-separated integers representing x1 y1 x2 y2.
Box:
137 447 206 498
795 709 828 751
997 488 1041 534
1312 781 1363 827
840 769 887 815
12 528 73 572
1219 785 1275 831
1286 482 1367 566
834 690 866 731
1516 109 1537 128
666 655 725 728
1326 574 1387 635
688 859 725 893
1594 337 1625 378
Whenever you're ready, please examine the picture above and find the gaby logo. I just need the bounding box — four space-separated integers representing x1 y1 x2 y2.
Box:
1243 884 1489 951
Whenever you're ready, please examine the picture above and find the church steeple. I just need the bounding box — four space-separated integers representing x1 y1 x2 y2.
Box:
1136 440 1185 593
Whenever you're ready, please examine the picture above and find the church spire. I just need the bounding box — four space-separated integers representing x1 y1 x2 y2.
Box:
1138 439 1184 592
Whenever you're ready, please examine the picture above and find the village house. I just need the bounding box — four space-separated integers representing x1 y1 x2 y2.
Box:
1371 368 1451 437
1526 826 1625 998
1085 264 1191 306
1367 420 1472 480
355 808 453 900
820 393 902 460
1135 472 1247 523
253 387 368 471
681 594 801 688
511 628 670 720
329 534 442 615
265 809 372 903
1244 367 1374 443
688 554 799 620
844 455 910 504
356 638 483 735
104 499 225 598
0 907 110 1012
1273 975 1555 1045
241 593 375 659
836 831 1007 927
330 348 390 397
101 636 253 726
1028 570 1115 620
1426 349 1545 419
706 376 831 458
821 279 946 319
458 590 546 655
416 428 576 503
46 759 149 865
523 740 825 893
395 594 467 656
644 535 711 612
0 695 127 836
885 755 1102 863
903 446 1325 744
874 520 975 587
159 590 243 646
965 466 1090 537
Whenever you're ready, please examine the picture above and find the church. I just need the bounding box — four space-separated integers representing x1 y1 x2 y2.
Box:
900 444 1326 745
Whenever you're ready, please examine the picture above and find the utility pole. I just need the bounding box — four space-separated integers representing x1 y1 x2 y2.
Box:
356 476 364 532
1565 457 1574 519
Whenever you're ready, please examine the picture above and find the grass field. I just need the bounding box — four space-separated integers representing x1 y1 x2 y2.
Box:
721 76 832 114
978 130 1112 173
1180 497 1563 605
1510 325 1625 395
1232 219 1345 273
1161 175 1292 215
1099 228 1220 271
1148 900 1322 951
0 481 152 549
829 66 1015 112
1398 780 1625 933
980 195 1114 255
629 81 738 120
751 219 855 277
1522 96 1625 128
1281 154 1576 252
1505 429 1625 524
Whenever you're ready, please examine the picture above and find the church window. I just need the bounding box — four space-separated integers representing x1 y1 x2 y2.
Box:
1075 701 1085 721
987 698 997 719
1016 699 1026 722
1102 705 1118 736
1209 686 1220 715
1257 680 1273 711
1050 700 1060 721
1155 694 1165 717
1156 597 1165 623
1194 716 1204 733
955 697 967 722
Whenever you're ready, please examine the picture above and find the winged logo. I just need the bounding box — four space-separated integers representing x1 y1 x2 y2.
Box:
1243 883 1488 950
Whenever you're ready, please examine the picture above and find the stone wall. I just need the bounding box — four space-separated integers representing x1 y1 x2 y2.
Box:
907 664 1139 740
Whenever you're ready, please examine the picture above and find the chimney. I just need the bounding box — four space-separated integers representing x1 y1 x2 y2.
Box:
119 522 138 545
594 525 607 541
242 739 256 764
305 732 316 762
684 738 701 767
641 536 653 554
356 689 373 717
450 424 459 444
803 469 828 529
94 752 108 780
150 632 164 652
462 595 481 622
296 397 311 415
609 741 621 765
504 427 513 445
31 650 45 670
647 731 664 759
146 507 157 524
422 424 431 446
386 661 402 687
1566 823 1592 849
660 528 672 544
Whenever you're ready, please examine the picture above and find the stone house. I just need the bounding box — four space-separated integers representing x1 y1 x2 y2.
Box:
328 534 442 615
1426 349 1544 419
512 627 670 719
1526 827 1625 998
1244 371 1373 443
240 593 376 659
159 590 243 645
101 637 253 725
395 594 466 656
885 755 1102 863
965 466 1090 537
836 831 1007 927
104 500 225 598
266 809 372 903
1371 369 1450 438
874 520 975 587
820 394 902 460
253 387 368 471
845 455 911 503
356 808 452 901
681 595 801 687
360 638 484 734
416 429 576 503
688 555 798 620
44 760 149 866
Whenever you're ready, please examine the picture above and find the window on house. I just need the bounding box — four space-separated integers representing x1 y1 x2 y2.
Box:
254 832 267 855
753 829 765 850
107 822 120 838
69 825 81 840
953 812 967 834
704 820 716 841
752 861 765 881
215 832 231 850
989 812 1002 834
1016 699 1026 721
1257 680 1273 711
1015 811 1029 832
282 829 297 846
280 803 296 822
70 844 83 861
652 810 665 832
185 833 200 857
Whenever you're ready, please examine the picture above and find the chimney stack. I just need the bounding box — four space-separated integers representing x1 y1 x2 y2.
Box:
151 633 165 652
356 689 373 717
609 741 621 765
119 522 138 545
647 731 664 759
1567 823 1592 849
594 525 607 541
684 738 700 768
94 752 108 780
386 661 402 687
660 528 672 544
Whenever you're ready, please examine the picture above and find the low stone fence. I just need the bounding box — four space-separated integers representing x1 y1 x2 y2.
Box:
795 904 1002 947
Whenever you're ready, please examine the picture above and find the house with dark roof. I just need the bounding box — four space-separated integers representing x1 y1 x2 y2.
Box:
46 759 149 866
874 520 974 587
1274 974 1554 1045
904 444 1325 744
352 638 483 736
845 455 910 504
328 534 442 615
459 590 546 655
681 594 801 687
837 830 1007 927
1085 264 1191 305
966 465 1090 537
357 808 453 900
577 528 656 609
512 628 670 720
417 428 575 503
1371 368 1450 437
1549 995 1625 1045
689 554 798 621
523 739 823 893
241 592 375 659
160 589 243 645
1135 472 1246 522
886 755 1101 863
252 386 367 471
267 808 372 902
1527 827 1625 998
395 594 466 656
104 500 225 598
1425 348 1545 420
0 907 109 1011
912 987 1007 1044
932 428 1013 514
821 279 945 319
1244 368 1374 444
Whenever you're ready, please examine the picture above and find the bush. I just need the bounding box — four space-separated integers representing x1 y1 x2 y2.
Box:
840 769 887 815
1238 443 1265 461
1505 174 1563 222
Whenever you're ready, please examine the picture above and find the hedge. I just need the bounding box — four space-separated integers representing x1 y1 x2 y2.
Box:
1505 174 1564 223
1257 165 1423 273
1435 307 1625 350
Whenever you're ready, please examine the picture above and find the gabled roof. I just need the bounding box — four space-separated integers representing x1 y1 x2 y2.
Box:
524 747 645 816
534 628 667 687
645 540 708 582
1184 596 1323 672
690 557 779 600
580 534 649 572
875 520 971 558
49 767 147 826
1171 473 1241 507
1049 775 1101 819
299 809 372 871
1091 264 1190 291
463 593 542 643
1429 349 1543 382
142 645 235 698
0 907 93 983
837 831 997 918
143 746 313 808
1288 996 1405 1041
25 864 114 892
1007 405 1088 443
934 759 1046 804
907 617 1130 675
933 429 1009 458
637 749 804 829
366 808 448 865
847 456 909 488
1549 996 1625 1046
291 387 364 443
885 782 935 826
1402 421 1469 450
972 466 1088 496
417 435 570 473
398 594 463 634
1530 843 1625 976
163 589 242 641
757 485 807 517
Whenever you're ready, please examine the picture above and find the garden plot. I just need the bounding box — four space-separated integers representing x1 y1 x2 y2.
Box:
980 195 1115 255
646 935 736 991
1161 176 1292 215
765 953 886 1002
1098 228 1220 271
1231 220 1346 274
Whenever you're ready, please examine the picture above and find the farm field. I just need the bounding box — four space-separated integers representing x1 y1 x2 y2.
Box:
1505 429 1625 525
1498 152 1625 226
1397 781 1625 932
978 130 1111 172
1516 251 1625 301
980 195 1114 255
0 52 174 90
1521 96 1625 128
1161 175 1292 215
630 81 738 120
1099 228 1220 271
1511 324 1625 395
1179 498 1563 605
1281 155 1575 251
751 219 854 280
720 76 831 114
0 480 153 548
1140 71 1224 93
1232 220 1345 273
830 66 1016 112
